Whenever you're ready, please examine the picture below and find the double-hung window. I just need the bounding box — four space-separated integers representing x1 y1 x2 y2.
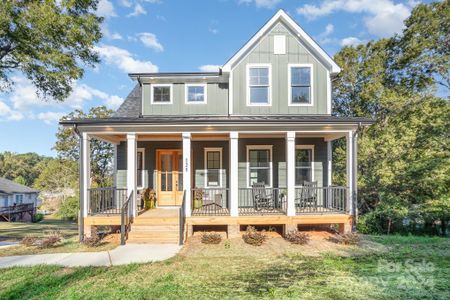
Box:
289 65 313 105
295 146 314 185
186 84 207 104
247 64 271 105
151 84 172 104
204 148 222 187
247 146 272 187
15 194 24 204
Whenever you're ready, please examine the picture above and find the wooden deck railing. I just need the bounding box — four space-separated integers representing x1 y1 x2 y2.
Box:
191 188 230 216
295 186 348 214
88 187 127 215
238 187 287 215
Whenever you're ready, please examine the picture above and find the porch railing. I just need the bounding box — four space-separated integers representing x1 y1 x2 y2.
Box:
88 187 127 215
120 190 133 245
191 188 230 216
238 187 287 215
295 186 348 214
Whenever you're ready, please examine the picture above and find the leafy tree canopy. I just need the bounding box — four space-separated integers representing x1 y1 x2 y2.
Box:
0 0 102 100
0 152 50 186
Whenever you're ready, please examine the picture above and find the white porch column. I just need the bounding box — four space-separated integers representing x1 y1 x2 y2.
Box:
182 132 191 217
229 132 239 217
286 131 296 217
346 131 354 216
327 141 332 186
353 133 358 221
127 133 137 217
81 132 90 218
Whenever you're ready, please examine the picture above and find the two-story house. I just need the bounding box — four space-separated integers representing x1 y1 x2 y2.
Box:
61 10 373 244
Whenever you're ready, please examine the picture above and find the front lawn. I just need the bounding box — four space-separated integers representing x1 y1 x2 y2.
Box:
1 234 448 299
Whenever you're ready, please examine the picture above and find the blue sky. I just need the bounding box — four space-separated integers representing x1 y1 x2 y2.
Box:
0 0 429 157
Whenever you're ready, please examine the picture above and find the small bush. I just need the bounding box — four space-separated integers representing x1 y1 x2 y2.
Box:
242 226 267 246
329 233 361 245
21 236 38 247
38 232 61 248
201 232 222 244
32 213 44 223
82 235 103 247
285 230 310 245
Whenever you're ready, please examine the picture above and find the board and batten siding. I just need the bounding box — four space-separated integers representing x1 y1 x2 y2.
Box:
232 21 329 115
141 83 229 115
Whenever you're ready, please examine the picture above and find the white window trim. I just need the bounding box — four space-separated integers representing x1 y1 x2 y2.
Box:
137 148 145 189
246 63 272 107
288 63 314 107
246 145 273 188
150 84 173 104
295 145 315 187
185 83 207 104
204 147 223 188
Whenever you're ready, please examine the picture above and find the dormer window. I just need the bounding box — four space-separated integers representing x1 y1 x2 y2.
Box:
247 64 271 106
289 64 313 106
185 84 207 104
151 84 172 104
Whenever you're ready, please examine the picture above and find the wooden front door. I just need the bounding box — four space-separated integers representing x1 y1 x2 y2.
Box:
156 150 183 206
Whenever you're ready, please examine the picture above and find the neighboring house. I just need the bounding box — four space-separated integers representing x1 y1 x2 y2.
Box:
0 177 40 208
61 10 373 244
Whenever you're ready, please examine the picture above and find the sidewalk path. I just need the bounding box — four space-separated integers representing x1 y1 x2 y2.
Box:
0 244 182 268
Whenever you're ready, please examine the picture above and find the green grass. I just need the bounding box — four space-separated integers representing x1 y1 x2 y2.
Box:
0 235 449 300
0 216 118 256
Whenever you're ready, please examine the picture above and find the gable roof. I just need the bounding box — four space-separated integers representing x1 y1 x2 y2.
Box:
222 9 341 74
0 178 39 194
114 84 141 118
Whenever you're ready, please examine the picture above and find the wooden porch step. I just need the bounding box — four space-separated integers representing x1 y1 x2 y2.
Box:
127 237 180 244
128 231 179 239
133 217 180 225
131 225 180 232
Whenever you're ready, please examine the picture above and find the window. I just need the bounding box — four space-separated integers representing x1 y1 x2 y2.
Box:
151 84 172 104
204 148 222 187
247 146 272 187
289 64 313 105
137 149 145 188
295 146 314 185
186 84 207 104
15 194 24 204
247 64 271 105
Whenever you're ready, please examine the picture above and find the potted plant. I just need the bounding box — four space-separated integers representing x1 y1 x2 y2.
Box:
193 188 204 209
143 188 157 210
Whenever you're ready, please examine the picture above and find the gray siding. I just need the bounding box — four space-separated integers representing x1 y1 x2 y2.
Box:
232 21 329 115
142 83 229 116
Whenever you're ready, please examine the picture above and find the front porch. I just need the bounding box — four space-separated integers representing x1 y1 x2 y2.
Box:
80 129 358 243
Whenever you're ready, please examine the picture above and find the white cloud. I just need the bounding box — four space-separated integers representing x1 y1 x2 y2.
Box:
119 0 133 7
127 3 147 17
94 44 159 73
323 24 334 36
0 100 23 121
37 112 66 125
340 36 365 47
239 0 282 9
137 33 164 52
198 65 221 72
296 0 415 37
97 0 117 18
103 95 124 109
101 24 123 40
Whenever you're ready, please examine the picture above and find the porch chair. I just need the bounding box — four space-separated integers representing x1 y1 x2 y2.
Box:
252 182 275 211
297 181 318 211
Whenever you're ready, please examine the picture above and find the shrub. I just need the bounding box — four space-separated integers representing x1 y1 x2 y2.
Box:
329 233 361 245
57 195 79 221
21 236 38 247
32 213 44 223
242 226 267 246
201 232 222 244
285 230 310 245
82 235 102 247
38 232 61 248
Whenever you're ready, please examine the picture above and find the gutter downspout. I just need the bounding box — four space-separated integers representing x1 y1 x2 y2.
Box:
73 124 84 242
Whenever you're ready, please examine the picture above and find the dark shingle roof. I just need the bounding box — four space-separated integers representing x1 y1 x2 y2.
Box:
0 178 39 194
114 84 141 118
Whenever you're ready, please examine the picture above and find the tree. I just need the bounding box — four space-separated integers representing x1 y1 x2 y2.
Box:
33 159 78 192
0 152 50 186
54 106 114 186
0 0 102 100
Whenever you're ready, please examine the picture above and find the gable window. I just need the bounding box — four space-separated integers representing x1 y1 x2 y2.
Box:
186 84 207 104
247 145 272 187
295 145 314 185
137 148 145 188
151 84 172 104
204 148 222 187
247 64 271 105
289 64 313 105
